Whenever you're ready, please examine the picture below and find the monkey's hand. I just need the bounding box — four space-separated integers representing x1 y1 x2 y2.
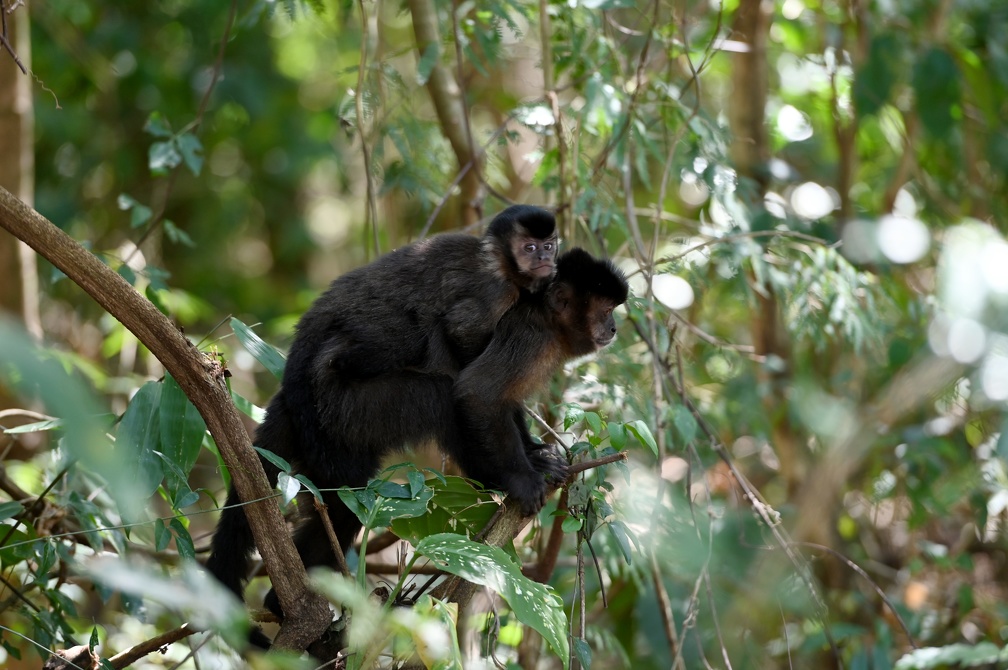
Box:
528 448 570 485
504 470 550 517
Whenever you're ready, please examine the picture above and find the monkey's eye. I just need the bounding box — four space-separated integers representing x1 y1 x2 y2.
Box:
524 243 538 253
543 242 555 251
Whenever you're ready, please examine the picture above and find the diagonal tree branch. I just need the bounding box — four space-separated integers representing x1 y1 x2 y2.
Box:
0 185 330 653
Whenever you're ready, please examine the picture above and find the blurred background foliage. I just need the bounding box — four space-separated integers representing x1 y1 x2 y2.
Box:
2 0 1008 668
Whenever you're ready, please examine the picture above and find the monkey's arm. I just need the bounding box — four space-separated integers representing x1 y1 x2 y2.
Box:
450 321 565 514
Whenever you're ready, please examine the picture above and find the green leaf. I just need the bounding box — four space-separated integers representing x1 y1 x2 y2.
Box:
277 471 301 506
2 419 63 434
176 133 204 175
390 476 498 545
253 446 292 472
563 403 585 430
295 474 323 502
608 422 627 450
415 534 569 667
561 516 582 533
143 111 174 138
160 374 206 478
367 486 433 529
154 518 171 552
911 47 960 138
163 220 195 247
607 520 635 565
129 203 153 228
670 405 697 444
169 518 195 559
337 487 372 523
230 318 286 379
0 501 23 521
149 140 182 174
117 381 164 501
117 264 137 286
573 638 593 669
626 420 659 456
584 411 603 434
231 390 266 423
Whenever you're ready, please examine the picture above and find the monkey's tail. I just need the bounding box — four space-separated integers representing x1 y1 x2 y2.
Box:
205 484 255 598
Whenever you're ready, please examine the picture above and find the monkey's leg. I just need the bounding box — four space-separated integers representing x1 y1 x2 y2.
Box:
262 488 362 618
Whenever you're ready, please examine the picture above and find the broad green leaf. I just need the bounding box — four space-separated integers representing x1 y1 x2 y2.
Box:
390 476 498 544
367 486 433 529
118 381 164 501
160 374 206 477
626 420 659 456
563 403 585 430
561 516 582 533
608 421 627 450
230 318 286 379
584 411 603 434
414 534 569 667
0 501 23 521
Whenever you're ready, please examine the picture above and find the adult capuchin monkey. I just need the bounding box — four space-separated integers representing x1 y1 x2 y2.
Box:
206 247 628 642
207 206 557 620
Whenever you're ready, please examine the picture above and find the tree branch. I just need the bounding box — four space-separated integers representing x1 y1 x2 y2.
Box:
0 186 330 652
407 0 483 224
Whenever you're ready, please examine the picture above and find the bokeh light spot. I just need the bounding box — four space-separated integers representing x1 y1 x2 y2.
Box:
790 181 834 219
652 274 694 310
877 215 930 264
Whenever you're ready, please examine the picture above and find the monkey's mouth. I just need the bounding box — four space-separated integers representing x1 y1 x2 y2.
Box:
594 334 616 348
530 264 555 277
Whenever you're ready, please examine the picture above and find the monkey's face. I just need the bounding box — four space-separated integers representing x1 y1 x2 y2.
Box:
511 231 558 280
588 297 620 349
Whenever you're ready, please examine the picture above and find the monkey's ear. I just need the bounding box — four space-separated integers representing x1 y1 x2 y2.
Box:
548 282 574 312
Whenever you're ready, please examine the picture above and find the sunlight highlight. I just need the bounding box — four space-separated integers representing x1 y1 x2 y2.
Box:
652 274 695 310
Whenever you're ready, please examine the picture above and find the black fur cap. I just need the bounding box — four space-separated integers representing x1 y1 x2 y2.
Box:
555 247 629 304
486 205 556 240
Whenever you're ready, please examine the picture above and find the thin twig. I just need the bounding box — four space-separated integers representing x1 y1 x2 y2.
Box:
312 497 351 577
356 0 379 257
